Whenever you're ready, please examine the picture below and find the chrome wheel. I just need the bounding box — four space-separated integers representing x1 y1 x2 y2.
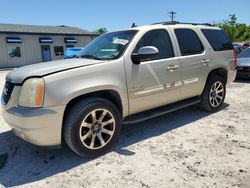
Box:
209 81 224 107
79 108 115 150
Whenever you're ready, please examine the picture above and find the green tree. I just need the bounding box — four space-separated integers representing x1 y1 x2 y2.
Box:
228 14 237 28
214 14 250 42
95 28 108 35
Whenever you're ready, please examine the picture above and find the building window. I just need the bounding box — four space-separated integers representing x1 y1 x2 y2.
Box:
7 46 21 57
6 37 22 43
64 38 77 43
54 46 64 56
39 38 53 43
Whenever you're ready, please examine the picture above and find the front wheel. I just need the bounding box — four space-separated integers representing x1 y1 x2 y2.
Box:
63 98 121 158
199 76 226 112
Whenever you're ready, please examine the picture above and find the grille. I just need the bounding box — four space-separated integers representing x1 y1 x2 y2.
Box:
245 67 250 71
2 82 15 106
237 66 250 71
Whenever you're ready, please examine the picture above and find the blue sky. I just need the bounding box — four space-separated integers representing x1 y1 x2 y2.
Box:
0 0 249 32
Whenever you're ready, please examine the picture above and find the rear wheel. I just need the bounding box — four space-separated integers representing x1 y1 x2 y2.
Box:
63 98 121 157
199 76 226 112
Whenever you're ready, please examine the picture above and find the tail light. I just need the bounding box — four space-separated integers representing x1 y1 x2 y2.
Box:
233 49 237 69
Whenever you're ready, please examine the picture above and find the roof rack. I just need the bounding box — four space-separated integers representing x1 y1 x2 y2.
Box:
152 21 213 26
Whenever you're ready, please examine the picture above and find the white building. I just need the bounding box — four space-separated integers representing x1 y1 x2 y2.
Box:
0 23 97 68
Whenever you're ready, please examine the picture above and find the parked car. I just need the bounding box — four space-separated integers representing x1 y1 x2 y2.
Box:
236 42 250 49
64 47 84 59
236 47 250 79
1 22 236 157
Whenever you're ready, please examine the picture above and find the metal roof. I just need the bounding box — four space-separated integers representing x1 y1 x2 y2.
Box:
0 23 97 36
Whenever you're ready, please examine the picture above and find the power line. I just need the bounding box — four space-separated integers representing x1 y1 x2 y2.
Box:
169 11 176 22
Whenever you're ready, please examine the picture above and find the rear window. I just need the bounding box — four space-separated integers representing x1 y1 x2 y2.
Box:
174 29 204 56
201 29 233 51
238 48 250 58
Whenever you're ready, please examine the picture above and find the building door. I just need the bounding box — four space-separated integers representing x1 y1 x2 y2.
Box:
41 45 51 62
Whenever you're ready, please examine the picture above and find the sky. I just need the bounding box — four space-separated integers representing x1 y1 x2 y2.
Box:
0 0 249 32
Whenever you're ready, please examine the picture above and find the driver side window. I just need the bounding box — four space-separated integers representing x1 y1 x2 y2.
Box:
134 29 174 61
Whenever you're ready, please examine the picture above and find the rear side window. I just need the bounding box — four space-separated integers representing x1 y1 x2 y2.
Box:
201 29 233 51
174 29 204 56
134 29 174 60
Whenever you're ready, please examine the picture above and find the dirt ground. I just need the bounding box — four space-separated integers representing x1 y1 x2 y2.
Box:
0 70 249 188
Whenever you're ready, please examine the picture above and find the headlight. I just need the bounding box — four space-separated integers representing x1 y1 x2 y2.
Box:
18 78 45 108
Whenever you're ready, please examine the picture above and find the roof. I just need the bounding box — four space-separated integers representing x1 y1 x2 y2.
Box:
0 23 97 36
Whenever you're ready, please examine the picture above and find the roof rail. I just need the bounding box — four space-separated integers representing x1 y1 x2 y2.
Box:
152 21 213 26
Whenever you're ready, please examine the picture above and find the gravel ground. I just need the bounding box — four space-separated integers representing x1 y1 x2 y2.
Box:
0 70 249 188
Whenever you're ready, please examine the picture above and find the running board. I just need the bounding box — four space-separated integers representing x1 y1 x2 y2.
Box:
122 97 201 125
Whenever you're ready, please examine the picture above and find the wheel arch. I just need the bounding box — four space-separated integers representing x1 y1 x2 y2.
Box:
62 90 123 141
63 90 123 119
206 67 228 84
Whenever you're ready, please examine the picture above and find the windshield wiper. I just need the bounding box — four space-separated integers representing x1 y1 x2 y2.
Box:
81 54 102 60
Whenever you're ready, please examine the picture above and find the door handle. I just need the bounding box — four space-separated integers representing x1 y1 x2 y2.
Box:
201 59 210 64
167 64 179 71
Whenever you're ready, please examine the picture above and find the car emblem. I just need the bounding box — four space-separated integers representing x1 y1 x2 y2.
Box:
3 87 8 95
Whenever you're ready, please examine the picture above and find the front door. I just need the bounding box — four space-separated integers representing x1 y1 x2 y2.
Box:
125 29 182 114
41 45 51 62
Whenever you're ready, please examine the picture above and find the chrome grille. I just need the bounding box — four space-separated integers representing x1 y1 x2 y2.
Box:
237 66 250 71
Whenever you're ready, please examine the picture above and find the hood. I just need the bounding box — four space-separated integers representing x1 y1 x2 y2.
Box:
6 58 102 84
237 58 250 67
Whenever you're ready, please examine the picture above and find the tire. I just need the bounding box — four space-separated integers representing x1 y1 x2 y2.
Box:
63 98 121 158
199 76 226 112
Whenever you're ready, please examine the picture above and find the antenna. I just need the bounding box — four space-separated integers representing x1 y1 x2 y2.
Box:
131 23 137 28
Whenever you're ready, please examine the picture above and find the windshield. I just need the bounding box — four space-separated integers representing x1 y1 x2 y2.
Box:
80 30 138 60
238 48 250 58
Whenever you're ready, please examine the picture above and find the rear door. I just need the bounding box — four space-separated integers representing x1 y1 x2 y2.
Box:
173 28 210 99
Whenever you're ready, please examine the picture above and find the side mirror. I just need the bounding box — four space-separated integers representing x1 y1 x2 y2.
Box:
131 46 159 64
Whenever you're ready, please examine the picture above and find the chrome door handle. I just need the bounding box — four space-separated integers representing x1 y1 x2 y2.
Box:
201 59 210 64
167 64 179 71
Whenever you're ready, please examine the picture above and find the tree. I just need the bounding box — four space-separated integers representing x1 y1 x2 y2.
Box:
214 14 250 42
228 14 237 28
95 28 108 35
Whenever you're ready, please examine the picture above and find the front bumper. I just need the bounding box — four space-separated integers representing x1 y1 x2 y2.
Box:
2 105 65 147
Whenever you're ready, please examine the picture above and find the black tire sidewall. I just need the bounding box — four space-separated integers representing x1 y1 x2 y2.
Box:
200 76 226 112
64 98 121 157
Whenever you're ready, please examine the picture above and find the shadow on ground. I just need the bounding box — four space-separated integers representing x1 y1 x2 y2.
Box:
0 104 229 187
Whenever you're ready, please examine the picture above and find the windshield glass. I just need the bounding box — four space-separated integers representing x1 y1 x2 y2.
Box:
238 48 250 58
80 30 137 60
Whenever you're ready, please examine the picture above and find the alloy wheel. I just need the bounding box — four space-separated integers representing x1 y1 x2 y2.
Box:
79 108 115 150
209 81 224 107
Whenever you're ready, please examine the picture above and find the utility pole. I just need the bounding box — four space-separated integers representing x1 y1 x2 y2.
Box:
169 11 176 22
